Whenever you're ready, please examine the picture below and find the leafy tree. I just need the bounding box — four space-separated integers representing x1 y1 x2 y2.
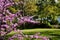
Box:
24 0 38 16
36 0 59 24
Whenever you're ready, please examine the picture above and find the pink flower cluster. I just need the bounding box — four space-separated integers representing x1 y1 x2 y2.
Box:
0 0 39 36
0 0 49 40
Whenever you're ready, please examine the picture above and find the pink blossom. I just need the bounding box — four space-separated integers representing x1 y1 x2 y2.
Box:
1 24 9 28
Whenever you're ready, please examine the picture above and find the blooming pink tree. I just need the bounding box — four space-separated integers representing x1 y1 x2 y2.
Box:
0 0 49 40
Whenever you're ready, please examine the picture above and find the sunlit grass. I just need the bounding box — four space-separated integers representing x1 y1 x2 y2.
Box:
5 29 60 40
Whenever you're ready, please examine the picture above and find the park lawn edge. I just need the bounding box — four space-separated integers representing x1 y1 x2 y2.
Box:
7 29 60 36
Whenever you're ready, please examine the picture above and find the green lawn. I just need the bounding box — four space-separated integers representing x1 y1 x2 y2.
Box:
5 29 60 40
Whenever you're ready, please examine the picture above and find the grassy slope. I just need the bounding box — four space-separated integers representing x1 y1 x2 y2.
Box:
5 29 60 40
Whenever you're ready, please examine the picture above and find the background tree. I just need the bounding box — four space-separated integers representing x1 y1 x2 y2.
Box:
24 0 38 16
36 0 60 25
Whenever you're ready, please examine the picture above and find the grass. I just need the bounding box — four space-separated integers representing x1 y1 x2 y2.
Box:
5 29 60 40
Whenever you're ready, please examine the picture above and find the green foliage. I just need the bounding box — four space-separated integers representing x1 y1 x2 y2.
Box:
24 0 38 16
12 18 18 23
36 0 60 25
8 7 18 13
14 0 19 2
14 38 18 40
